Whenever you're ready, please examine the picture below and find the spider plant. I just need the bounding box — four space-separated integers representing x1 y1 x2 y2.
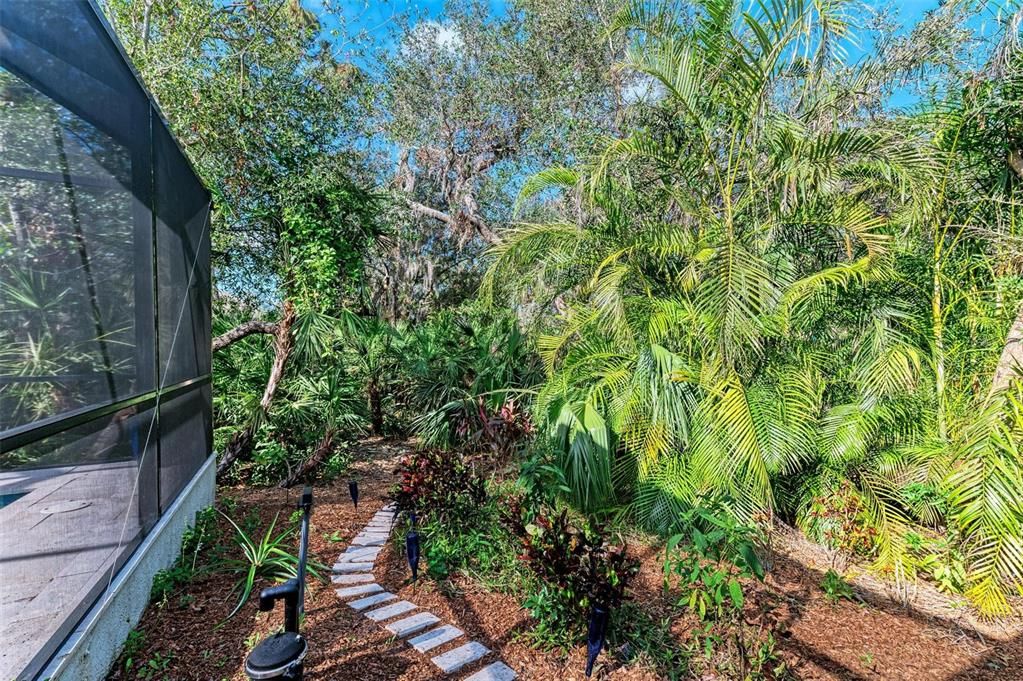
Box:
219 511 323 618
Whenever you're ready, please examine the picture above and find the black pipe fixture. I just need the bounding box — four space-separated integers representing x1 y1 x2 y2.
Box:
584 605 609 677
244 487 314 680
348 479 359 510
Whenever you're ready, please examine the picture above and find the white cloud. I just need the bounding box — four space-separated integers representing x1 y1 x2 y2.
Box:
416 20 464 52
622 74 664 104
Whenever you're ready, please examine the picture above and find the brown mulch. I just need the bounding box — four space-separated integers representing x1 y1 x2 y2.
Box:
108 438 439 681
109 440 1023 680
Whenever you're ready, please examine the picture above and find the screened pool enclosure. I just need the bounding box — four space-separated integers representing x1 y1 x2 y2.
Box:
0 1 212 678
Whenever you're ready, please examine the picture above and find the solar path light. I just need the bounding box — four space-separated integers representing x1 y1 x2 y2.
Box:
406 529 421 588
244 486 313 680
584 605 609 677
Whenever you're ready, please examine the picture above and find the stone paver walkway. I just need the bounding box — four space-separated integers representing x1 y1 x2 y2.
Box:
331 502 517 680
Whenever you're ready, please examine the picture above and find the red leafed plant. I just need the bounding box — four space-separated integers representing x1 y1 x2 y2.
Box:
505 498 639 644
390 449 486 520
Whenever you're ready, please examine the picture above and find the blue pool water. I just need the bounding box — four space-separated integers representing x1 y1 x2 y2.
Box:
0 492 27 509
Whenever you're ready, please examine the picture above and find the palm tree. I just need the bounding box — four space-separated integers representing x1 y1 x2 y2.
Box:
488 0 1023 616
486 0 930 515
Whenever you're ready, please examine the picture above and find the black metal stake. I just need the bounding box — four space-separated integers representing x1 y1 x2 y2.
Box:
348 480 359 510
244 486 314 680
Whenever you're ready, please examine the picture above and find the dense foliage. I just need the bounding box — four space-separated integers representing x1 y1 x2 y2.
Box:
100 0 1023 634
508 503 639 648
485 0 1023 616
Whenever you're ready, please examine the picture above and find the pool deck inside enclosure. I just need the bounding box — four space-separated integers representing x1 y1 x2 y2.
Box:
0 462 141 678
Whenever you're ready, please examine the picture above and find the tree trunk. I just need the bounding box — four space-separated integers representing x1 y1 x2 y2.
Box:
217 301 297 477
9 199 27 245
932 266 947 439
259 301 297 413
218 428 255 477
368 382 384 435
1009 149 1023 180
280 428 336 488
990 304 1023 397
141 0 154 50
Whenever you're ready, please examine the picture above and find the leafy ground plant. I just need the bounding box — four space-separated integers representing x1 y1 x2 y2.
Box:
508 502 639 648
149 507 221 606
664 499 786 679
219 510 319 618
820 569 856 603
391 449 486 521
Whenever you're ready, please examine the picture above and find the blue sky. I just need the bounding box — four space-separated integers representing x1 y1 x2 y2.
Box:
322 0 947 107
326 0 944 45
321 0 1010 111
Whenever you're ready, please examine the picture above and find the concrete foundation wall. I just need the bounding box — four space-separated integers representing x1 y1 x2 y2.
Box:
37 454 216 681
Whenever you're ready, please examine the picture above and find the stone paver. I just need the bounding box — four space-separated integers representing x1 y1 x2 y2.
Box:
335 582 383 599
349 592 397 611
385 612 441 638
465 662 518 681
365 600 417 622
430 641 491 673
329 501 514 678
344 543 383 553
407 624 464 653
352 536 386 547
356 531 389 540
331 573 374 584
339 547 381 562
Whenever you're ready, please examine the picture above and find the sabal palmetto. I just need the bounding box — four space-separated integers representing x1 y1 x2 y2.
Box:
345 317 401 435
405 308 542 450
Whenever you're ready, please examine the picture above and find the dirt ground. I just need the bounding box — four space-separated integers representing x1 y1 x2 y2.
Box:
108 440 1023 680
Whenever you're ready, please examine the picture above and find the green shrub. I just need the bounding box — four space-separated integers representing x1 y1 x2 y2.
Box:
150 565 193 606
414 498 521 586
820 569 855 603
508 503 639 649
148 507 220 606
248 438 305 487
663 499 786 679
320 442 353 482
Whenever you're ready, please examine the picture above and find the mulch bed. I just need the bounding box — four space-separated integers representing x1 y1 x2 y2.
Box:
109 440 1023 680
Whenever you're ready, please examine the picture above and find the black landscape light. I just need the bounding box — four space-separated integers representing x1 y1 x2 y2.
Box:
584 605 609 677
244 486 314 680
406 529 421 589
348 479 359 509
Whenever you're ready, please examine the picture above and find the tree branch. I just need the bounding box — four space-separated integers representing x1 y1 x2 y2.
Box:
212 320 278 352
406 198 499 243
